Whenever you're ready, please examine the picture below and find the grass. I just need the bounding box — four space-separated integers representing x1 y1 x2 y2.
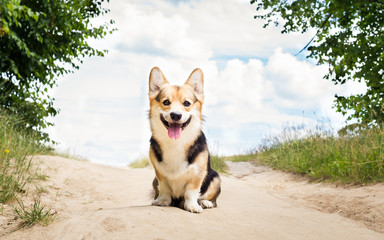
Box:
13 198 55 227
0 114 46 203
0 111 54 226
210 154 227 173
129 156 150 168
229 122 384 184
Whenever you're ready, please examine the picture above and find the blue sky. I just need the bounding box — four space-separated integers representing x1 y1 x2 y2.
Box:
47 0 366 166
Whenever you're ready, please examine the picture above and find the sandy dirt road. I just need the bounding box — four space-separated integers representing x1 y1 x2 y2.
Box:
1 156 383 240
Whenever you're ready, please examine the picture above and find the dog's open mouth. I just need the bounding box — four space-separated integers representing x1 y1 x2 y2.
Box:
160 114 192 140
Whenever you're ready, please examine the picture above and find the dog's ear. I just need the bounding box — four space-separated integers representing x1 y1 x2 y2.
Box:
149 67 168 99
185 68 204 100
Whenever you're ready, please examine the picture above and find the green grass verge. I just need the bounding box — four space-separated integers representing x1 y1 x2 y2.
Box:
0 111 54 226
223 123 384 184
0 113 48 203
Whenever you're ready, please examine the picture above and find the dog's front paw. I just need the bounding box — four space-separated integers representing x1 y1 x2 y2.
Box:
152 196 171 206
184 201 203 213
199 200 214 209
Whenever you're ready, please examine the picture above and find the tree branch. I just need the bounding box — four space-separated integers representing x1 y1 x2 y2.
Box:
295 13 332 56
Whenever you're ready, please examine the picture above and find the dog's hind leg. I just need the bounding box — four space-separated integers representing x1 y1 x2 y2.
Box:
199 172 221 208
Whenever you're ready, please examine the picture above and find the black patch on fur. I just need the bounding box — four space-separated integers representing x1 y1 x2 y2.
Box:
200 154 220 195
150 136 163 162
160 114 169 128
181 116 192 129
171 197 185 209
186 132 207 164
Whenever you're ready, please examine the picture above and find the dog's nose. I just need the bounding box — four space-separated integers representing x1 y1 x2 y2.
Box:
170 112 182 121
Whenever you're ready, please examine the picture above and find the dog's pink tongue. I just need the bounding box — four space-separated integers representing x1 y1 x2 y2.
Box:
168 123 182 140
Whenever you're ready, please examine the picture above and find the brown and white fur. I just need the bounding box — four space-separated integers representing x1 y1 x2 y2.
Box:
148 67 221 213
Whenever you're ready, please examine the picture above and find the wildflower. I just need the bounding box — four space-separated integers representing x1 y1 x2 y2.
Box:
4 149 9 154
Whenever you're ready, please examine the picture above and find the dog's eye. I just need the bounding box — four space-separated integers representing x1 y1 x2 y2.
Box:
183 101 191 107
163 100 171 106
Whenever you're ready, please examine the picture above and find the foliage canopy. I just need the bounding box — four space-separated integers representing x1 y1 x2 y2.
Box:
251 0 384 125
0 0 114 141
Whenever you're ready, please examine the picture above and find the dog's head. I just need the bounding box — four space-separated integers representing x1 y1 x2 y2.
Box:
148 67 204 140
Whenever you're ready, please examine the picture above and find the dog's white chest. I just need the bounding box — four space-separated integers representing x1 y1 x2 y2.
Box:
155 141 198 198
159 145 189 177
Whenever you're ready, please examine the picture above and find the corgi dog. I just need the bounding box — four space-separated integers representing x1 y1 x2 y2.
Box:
148 67 221 213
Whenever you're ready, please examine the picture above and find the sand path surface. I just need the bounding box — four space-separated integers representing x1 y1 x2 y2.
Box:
1 156 383 240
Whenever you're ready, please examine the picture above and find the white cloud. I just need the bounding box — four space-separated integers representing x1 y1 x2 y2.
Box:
107 1 212 61
265 48 335 109
203 48 340 128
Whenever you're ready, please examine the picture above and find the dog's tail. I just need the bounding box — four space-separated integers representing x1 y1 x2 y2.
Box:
151 177 159 200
